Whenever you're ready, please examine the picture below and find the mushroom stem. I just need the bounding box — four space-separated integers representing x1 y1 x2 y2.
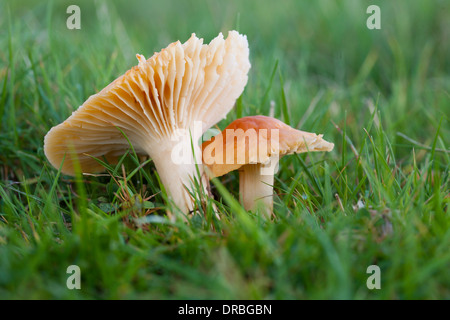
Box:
239 158 278 218
145 139 207 216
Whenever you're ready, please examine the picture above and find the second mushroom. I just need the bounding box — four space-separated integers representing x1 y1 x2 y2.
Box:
202 115 334 217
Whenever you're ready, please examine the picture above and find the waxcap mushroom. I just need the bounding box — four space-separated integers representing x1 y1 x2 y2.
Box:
44 31 251 214
202 115 334 216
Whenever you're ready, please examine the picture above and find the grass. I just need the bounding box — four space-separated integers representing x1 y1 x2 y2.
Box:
0 0 449 299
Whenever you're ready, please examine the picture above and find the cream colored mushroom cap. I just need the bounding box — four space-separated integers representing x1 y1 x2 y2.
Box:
44 31 251 175
202 115 334 177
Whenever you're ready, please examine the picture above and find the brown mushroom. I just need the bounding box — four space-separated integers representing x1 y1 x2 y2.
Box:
202 115 334 217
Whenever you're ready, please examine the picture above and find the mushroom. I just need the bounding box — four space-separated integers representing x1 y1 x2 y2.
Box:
202 115 334 217
44 31 251 214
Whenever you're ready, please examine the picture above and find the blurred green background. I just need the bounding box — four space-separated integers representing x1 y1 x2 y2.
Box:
1 0 449 159
0 0 448 299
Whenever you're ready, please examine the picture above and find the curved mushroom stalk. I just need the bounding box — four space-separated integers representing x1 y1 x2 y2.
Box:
144 132 207 214
44 31 251 215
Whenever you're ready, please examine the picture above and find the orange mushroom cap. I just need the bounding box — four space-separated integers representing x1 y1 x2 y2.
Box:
202 115 334 177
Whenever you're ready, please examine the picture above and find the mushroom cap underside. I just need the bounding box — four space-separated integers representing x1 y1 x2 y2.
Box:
44 31 251 175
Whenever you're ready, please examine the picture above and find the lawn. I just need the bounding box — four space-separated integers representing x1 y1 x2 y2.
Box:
0 0 449 299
